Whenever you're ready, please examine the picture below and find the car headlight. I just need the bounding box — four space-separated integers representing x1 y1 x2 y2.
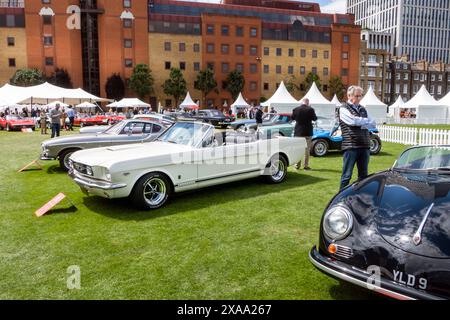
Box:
323 204 353 241
86 166 93 176
105 168 111 181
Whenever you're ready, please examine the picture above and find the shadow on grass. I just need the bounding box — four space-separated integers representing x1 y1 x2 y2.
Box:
328 281 386 300
46 164 66 174
46 205 78 215
83 173 327 221
314 150 393 159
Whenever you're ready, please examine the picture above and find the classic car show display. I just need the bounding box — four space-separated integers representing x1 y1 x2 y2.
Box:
0 115 35 131
242 114 292 132
74 114 125 127
229 112 278 130
68 121 306 210
40 119 166 170
310 145 450 300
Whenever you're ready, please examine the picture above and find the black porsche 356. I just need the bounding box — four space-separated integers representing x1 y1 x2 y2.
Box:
310 145 450 300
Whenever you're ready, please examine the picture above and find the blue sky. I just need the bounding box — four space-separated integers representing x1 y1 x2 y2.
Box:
185 0 347 13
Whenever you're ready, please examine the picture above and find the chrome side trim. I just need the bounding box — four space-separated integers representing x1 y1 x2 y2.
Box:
308 250 415 301
70 172 126 190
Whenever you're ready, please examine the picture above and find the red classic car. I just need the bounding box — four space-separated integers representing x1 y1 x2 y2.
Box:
74 114 125 127
0 115 35 131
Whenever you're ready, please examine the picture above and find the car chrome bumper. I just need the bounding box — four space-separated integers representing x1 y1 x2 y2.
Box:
309 246 443 300
69 171 127 190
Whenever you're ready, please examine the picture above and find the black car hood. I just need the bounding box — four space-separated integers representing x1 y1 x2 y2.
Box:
375 171 450 259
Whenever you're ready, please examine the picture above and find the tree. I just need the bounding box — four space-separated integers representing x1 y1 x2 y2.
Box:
162 68 187 107
105 73 125 101
129 64 154 99
301 72 322 92
329 76 346 100
194 68 218 107
285 75 300 96
47 68 73 88
10 68 45 87
225 70 245 101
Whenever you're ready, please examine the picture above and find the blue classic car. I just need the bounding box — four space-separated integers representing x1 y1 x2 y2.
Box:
229 113 278 130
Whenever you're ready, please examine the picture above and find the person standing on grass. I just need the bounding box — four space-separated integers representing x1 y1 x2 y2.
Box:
50 104 62 138
291 98 317 171
40 109 48 135
66 105 76 131
339 85 376 190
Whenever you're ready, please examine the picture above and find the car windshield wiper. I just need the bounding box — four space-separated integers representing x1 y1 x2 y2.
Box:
428 167 450 174
166 139 178 144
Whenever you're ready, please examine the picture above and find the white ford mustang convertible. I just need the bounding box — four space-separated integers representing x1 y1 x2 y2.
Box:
69 121 306 210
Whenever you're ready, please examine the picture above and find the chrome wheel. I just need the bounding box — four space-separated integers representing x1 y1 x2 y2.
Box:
270 158 286 182
63 151 75 170
370 138 379 154
313 140 328 157
143 178 167 206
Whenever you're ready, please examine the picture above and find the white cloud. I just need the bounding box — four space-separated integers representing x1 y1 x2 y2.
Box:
321 0 347 14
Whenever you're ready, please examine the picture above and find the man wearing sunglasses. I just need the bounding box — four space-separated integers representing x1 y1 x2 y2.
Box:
339 86 376 190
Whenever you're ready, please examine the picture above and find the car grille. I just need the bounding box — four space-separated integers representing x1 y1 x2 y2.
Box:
73 161 88 175
335 245 354 259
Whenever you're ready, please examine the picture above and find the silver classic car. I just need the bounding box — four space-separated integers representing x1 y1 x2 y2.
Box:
40 119 168 171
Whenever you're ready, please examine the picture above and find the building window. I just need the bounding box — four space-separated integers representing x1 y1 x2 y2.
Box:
323 51 329 59
7 37 14 46
250 46 257 56
343 35 349 43
164 42 171 51
250 63 257 74
250 81 257 91
323 85 328 92
263 65 269 74
124 59 133 68
236 26 243 37
165 61 171 70
193 62 200 71
404 73 409 80
276 65 281 74
312 67 317 74
124 39 132 48
222 62 229 73
123 19 132 28
123 0 131 8
300 49 306 58
45 57 54 66
236 63 244 72
8 58 15 67
42 0 51 3
43 36 53 46
206 43 214 53
193 43 200 52
207 62 214 70
431 74 436 82
288 66 294 74
179 62 186 70
288 48 294 57
276 48 282 56
206 24 214 34
438 74 443 82
323 67 329 76
221 25 229 36
312 50 318 58
342 52 348 59
263 47 269 56
235 45 244 54
250 27 257 37
43 15 52 25
179 43 185 52
300 66 305 75
221 44 229 54
263 83 269 91
341 68 348 76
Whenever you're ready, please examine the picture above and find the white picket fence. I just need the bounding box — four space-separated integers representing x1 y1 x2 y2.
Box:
378 125 450 146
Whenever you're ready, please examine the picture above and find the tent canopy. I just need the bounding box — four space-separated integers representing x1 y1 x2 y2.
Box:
261 81 299 113
360 86 387 124
46 100 69 108
439 90 450 107
331 95 341 106
76 101 97 109
403 85 438 108
231 92 250 108
179 92 199 109
361 86 386 107
300 82 336 119
0 82 110 105
388 96 405 118
404 85 447 124
107 98 150 109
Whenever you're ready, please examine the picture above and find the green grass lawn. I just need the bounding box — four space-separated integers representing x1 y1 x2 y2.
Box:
0 129 407 300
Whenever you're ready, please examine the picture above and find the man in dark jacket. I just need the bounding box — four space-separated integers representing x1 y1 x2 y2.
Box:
255 106 264 138
291 98 317 170
339 85 376 190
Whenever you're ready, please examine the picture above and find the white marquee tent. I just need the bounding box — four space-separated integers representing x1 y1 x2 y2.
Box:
261 81 299 113
331 95 341 107
0 82 109 105
46 101 69 109
404 85 447 124
300 82 336 119
107 98 150 109
360 86 387 124
388 96 405 120
179 92 199 110
439 90 450 116
76 101 97 109
230 92 251 115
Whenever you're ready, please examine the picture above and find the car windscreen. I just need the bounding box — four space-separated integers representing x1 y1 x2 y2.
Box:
394 146 450 172
263 113 276 122
103 121 125 134
157 122 211 147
